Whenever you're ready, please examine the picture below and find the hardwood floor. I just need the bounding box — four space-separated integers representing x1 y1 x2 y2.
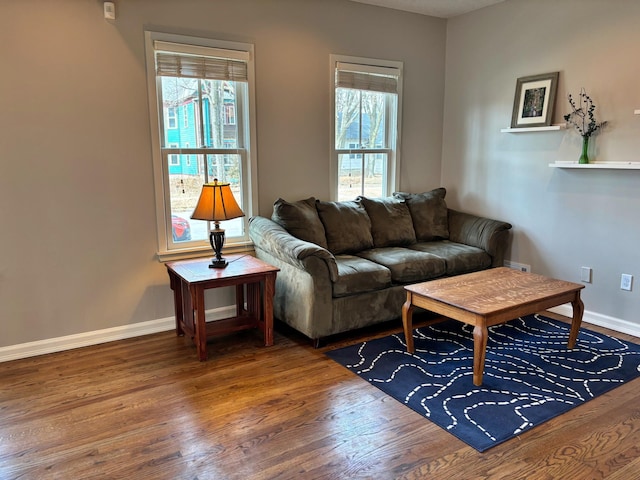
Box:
1 313 639 479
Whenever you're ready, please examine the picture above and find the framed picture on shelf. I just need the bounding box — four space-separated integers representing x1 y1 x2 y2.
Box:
510 72 559 128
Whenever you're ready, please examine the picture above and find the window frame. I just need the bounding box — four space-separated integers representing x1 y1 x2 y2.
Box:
329 54 403 201
145 31 259 261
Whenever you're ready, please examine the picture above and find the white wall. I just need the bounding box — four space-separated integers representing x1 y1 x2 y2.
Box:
0 0 446 348
443 0 640 328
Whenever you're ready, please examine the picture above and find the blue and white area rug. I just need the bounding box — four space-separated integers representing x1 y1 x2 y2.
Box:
326 314 640 452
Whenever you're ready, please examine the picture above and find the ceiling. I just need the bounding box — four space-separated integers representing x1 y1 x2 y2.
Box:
348 0 506 18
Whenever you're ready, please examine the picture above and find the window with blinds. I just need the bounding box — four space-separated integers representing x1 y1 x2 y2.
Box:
331 56 403 201
145 32 257 260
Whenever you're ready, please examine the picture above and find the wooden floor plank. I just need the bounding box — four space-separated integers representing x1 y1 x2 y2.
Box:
1 313 639 479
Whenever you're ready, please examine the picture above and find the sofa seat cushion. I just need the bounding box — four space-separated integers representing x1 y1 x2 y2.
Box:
358 196 416 247
271 197 328 249
332 255 393 298
356 247 446 284
316 200 374 254
409 240 491 275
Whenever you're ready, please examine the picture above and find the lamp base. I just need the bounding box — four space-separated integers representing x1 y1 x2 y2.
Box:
209 259 228 269
208 225 228 268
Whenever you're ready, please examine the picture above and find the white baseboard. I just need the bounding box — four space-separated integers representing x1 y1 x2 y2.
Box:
0 305 236 363
2 304 638 363
547 304 640 339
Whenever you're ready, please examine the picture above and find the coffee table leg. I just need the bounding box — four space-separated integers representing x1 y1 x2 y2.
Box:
568 291 585 349
473 321 488 386
402 292 415 353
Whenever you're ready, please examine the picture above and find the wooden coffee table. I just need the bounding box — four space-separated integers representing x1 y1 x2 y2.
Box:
166 255 279 361
402 267 585 386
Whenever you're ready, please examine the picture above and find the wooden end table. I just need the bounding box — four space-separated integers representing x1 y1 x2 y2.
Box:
166 255 279 361
402 267 585 386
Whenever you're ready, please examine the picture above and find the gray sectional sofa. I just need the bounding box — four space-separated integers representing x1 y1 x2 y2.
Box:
248 188 512 344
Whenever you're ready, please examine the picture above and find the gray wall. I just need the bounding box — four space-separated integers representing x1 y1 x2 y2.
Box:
443 0 640 328
0 0 446 347
3 0 638 352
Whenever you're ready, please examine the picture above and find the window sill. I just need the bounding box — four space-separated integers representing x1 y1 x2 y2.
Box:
157 242 254 263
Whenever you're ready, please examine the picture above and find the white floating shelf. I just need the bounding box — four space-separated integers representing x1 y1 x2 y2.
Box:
635 109 640 115
549 161 640 169
501 123 566 133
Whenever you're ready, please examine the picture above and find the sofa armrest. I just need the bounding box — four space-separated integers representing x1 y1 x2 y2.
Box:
447 209 512 267
248 216 338 282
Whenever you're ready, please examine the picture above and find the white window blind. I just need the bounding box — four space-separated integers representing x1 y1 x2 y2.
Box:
335 62 400 94
154 41 248 82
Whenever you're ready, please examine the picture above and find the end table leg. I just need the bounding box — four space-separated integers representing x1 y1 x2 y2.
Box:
192 286 207 361
262 273 276 347
402 292 415 353
168 271 185 336
247 282 260 321
568 291 585 349
473 322 488 386
235 284 245 317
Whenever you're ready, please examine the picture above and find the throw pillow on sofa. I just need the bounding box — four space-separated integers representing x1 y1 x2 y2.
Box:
271 197 329 249
316 200 374 254
358 196 417 247
394 187 449 241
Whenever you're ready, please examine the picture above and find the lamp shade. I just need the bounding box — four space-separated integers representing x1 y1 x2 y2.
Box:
191 179 245 222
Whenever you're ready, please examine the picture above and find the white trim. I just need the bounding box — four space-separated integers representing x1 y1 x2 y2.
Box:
329 56 338 201
2 304 637 363
144 30 258 259
548 304 640 339
0 305 236 363
156 242 253 262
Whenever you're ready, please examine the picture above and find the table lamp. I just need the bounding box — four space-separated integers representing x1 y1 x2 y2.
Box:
191 179 245 268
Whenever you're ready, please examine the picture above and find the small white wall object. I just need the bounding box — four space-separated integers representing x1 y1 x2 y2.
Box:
104 1 116 20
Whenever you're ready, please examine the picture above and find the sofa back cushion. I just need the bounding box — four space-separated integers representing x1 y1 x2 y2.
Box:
271 197 328 249
358 196 416 248
394 188 449 241
316 200 374 254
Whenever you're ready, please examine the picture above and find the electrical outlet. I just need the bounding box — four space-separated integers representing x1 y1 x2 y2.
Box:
621 274 633 291
581 267 592 283
504 261 531 273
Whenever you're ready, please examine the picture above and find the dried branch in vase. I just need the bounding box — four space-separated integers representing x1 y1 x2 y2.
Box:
563 88 608 138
